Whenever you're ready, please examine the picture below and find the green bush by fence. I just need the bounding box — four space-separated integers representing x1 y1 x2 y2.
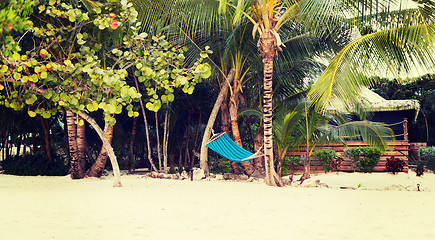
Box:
344 147 382 173
419 146 435 172
313 149 337 172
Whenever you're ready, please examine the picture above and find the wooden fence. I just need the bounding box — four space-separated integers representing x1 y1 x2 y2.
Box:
287 141 413 173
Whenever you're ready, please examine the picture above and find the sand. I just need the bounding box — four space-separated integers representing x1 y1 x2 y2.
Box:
0 172 434 240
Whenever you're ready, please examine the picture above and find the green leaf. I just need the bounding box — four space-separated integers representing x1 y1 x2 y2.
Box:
167 93 174 102
0 65 8 73
40 71 48 79
115 104 122 114
12 53 21 61
28 110 37 117
25 94 37 105
86 103 95 112
200 51 208 58
43 91 53 99
161 95 167 103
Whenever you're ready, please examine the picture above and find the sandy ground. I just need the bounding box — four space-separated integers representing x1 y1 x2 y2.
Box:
0 172 434 240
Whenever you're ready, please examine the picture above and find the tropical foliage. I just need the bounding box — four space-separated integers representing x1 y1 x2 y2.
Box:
2 0 435 187
308 0 435 113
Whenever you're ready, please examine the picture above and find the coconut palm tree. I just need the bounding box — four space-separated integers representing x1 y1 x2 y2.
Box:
307 0 435 112
274 97 394 180
218 0 435 186
218 0 310 186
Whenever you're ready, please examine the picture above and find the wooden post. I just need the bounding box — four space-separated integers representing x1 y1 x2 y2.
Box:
403 118 408 141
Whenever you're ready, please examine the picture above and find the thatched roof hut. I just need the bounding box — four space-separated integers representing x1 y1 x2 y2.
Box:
327 88 420 140
327 87 420 121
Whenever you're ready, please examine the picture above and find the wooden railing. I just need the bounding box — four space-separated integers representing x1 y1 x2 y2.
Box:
287 140 410 173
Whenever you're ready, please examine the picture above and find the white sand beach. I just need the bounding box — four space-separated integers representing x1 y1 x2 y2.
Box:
0 172 434 240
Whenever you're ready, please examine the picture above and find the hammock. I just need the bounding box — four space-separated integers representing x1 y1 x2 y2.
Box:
206 132 263 162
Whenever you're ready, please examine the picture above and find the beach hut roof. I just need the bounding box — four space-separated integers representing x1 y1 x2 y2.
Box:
327 88 420 121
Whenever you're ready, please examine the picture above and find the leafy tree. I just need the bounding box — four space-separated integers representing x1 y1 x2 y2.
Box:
371 76 435 145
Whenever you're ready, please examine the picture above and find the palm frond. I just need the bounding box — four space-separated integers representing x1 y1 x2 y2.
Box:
327 120 395 151
309 21 435 112
133 0 234 41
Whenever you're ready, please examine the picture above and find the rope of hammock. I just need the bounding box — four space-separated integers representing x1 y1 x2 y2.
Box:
206 131 263 163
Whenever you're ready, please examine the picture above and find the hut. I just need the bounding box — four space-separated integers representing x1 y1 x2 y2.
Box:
289 88 423 173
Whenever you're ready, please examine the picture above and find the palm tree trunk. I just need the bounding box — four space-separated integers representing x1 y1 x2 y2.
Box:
86 122 114 178
79 112 122 187
253 123 265 174
225 100 242 174
76 115 87 172
229 77 260 177
262 53 283 187
199 68 236 176
66 110 84 179
300 155 311 181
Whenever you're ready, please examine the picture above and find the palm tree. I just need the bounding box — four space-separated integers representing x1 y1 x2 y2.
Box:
307 0 435 112
274 97 394 180
218 0 302 186
219 0 435 186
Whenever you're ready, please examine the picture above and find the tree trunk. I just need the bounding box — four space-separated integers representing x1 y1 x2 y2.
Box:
253 123 265 174
2 129 8 160
155 111 162 172
40 117 54 166
16 134 22 157
221 102 231 135
162 105 169 173
86 122 114 178
66 110 84 179
229 76 261 177
224 99 242 174
200 68 236 177
300 155 311 181
127 117 137 171
300 102 311 181
134 77 158 172
260 33 284 187
184 115 191 168
193 112 201 158
79 112 122 187
76 115 87 172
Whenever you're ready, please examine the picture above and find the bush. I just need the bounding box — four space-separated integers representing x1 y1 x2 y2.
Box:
313 149 337 172
344 147 382 173
218 159 233 174
281 156 302 176
419 146 435 172
2 153 69 176
385 156 405 174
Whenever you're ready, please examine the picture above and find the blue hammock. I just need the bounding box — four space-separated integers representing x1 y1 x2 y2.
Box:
206 132 263 162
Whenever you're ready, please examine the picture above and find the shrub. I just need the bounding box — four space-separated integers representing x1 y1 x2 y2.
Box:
2 153 69 176
419 146 435 172
282 156 302 176
385 156 405 174
313 149 337 172
218 159 233 174
344 147 382 173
